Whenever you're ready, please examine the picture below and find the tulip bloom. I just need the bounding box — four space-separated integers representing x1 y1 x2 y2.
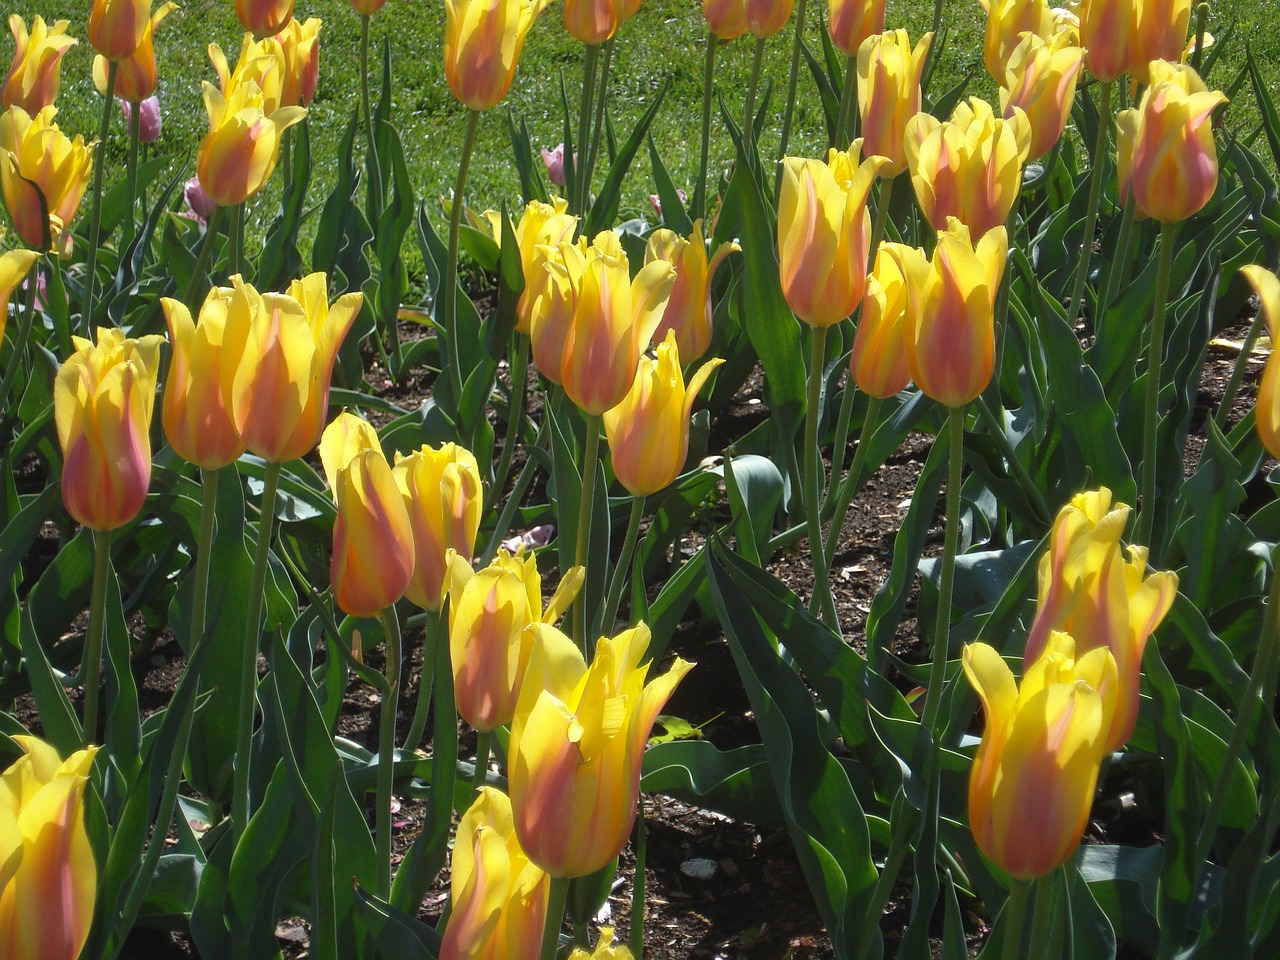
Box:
964 634 1117 880
568 928 634 960
744 0 795 39
898 218 1007 409
0 249 40 344
1023 488 1178 752
978 0 1067 85
0 105 93 250
1077 0 1137 82
2 16 77 114
210 35 286 114
393 443 484 611
92 2 175 103
440 787 550 960
1129 0 1191 83
778 143 887 327
645 220 738 362
905 97 1031 237
857 30 930 178
445 0 550 110
1115 60 1225 224
121 95 163 142
529 236 588 384
445 549 584 731
1000 31 1084 162
159 288 246 470
220 273 362 463
828 0 886 57
509 621 693 877
236 0 295 37
1243 266 1280 459
703 0 749 41
54 327 163 531
272 17 322 107
850 243 912 397
88 0 151 62
540 143 568 186
564 0 619 44
560 230 676 416
196 77 304 208
488 196 578 335
0 738 98 960
351 0 388 13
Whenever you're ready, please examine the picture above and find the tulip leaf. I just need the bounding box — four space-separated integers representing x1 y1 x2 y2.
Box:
798 36 841 148
258 119 312 292
1248 43 1280 177
102 554 142 799
648 134 692 235
99 155 168 239
353 885 440 959
1172 415 1249 610
720 454 783 566
373 120 416 379
641 740 782 828
506 107 551 206
586 81 668 237
643 542 709 665
1079 845 1164 956
0 482 61 628
17 593 81 754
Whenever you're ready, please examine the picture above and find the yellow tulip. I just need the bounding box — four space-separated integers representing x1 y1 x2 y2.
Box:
564 0 620 44
55 327 163 531
561 231 675 416
743 0 795 39
644 220 738 362
445 549 584 731
483 196 578 335
529 235 588 384
0 249 40 344
979 0 1066 85
445 0 550 110
1077 0 1137 82
0 105 92 250
568 927 634 960
393 443 484 612
220 273 362 463
160 287 247 470
828 0 885 58
440 786 550 960
703 0 749 41
88 0 151 62
849 243 912 398
509 621 693 877
857 30 931 178
0 737 98 960
999 31 1084 162
964 634 1117 880
196 71 304 208
2 16 77 114
235 0 295 38
351 0 388 14
778 142 887 327
905 97 1030 237
209 34 285 114
271 17 322 107
1242 265 1280 459
92 2 175 103
1129 0 1191 83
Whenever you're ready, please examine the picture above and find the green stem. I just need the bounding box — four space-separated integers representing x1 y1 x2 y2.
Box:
804 326 840 629
772 0 809 196
126 100 140 240
1136 221 1177 552
600 495 645 633
575 43 601 217
231 203 245 279
377 605 403 899
583 38 613 214
402 608 441 755
443 108 481 413
836 54 858 148
743 37 766 170
976 396 1050 524
694 35 718 219
81 529 112 747
180 206 226 307
630 795 647 959
921 405 964 732
360 13 383 214
1000 879 1033 960
1027 873 1055 960
479 424 544 565
472 728 492 793
0 261 41 409
824 395 883 568
851 810 912 960
188 467 221 650
573 413 603 655
1099 193 1137 325
281 127 292 183
44 251 72 358
1068 81 1112 327
1214 306 1267 430
824 368 857 516
539 875 572 960
80 61 118 333
492 334 529 510
232 459 283 844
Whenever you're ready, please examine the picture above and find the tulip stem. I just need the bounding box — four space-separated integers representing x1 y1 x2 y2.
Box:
743 37 766 171
804 325 841 630
1214 305 1267 430
443 108 481 416
1136 221 1177 553
630 795 647 959
583 39 613 216
835 55 859 148
182 206 226 308
81 529 112 747
1098 193 1137 327
80 61 118 334
377 605 403 899
539 876 571 960
402 607 441 756
1027 873 1056 960
126 101 141 240
773 0 809 197
188 467 221 652
232 459 283 845
574 413 604 655
0 261 42 411
922 405 964 733
479 419 547 565
976 396 1050 525
1068 81 1111 328
851 805 912 960
492 334 529 510
1000 879 1033 960
824 395 883 568
694 34 718 219
230 203 246 279
471 728 492 792
601 495 646 634
575 43 601 217
360 13 383 215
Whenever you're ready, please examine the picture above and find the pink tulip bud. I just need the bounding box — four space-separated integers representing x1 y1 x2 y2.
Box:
541 143 568 186
135 94 161 141
183 176 216 224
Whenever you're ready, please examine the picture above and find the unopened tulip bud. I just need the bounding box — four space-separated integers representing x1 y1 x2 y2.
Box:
92 2 174 103
744 0 795 39
1000 32 1083 161
445 0 550 110
88 0 152 62
1078 0 1137 82
645 219 738 361
828 0 886 57
703 0 748 41
2 15 77 114
183 175 216 224
858 30 931 177
1129 0 1192 83
1242 266 1280 459
235 0 294 38
541 143 567 186
850 243 912 397
272 17 321 107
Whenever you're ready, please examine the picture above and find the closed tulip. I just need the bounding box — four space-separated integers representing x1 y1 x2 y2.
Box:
900 218 1008 409
88 0 151 62
568 928 634 960
1242 265 1280 459
351 0 388 13
1077 0 1137 82
1000 31 1083 162
0 738 98 960
445 549 584 731
645 220 738 362
196 76 304 208
319 412 414 618
272 17 321 107
905 97 1031 237
440 787 550 960
220 273 361 463
1129 0 1191 83
393 443 484 612
979 0 1061 85
964 634 1117 879
850 243 912 397
1023 488 1178 752
703 0 749 41
54 327 163 531
744 0 795 39
92 2 175 103
509 621 693 877
779 143 888 327
0 105 92 250
124 95 163 142
828 0 885 57
489 196 578 335
603 331 723 496
560 230 676 416
0 249 40 344
3 16 77 114
564 0 619 44
529 236 588 384
235 0 295 37
445 0 550 110
1115 60 1225 223
160 288 246 470
857 30 931 178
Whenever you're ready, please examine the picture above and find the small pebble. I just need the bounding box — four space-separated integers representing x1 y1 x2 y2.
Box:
680 858 718 880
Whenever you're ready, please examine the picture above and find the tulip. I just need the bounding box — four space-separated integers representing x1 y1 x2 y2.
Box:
1077 0 1137 82
196 77 305 208
120 95 163 142
235 0 294 37
744 0 795 39
1242 265 1280 459
529 236 588 384
703 0 749 41
778 142 887 327
209 34 285 114
54 327 163 531
351 0 388 13
272 17 322 107
1129 0 1191 83
497 196 579 335
1023 488 1178 752
2 16 77 114
0 738 98 960
509 621 693 877
828 0 886 58
220 273 362 463
0 249 40 345
568 928 634 960
444 549 584 731
0 105 93 250
159 288 246 470
440 787 550 960
183 175 216 224
1115 60 1225 224
905 97 1031 237
999 31 1084 162
603 331 724 496
964 634 1117 879
560 231 676 416
540 143 568 186
564 0 619 45
393 443 484 612
645 220 739 362
898 218 1007 409
849 243 912 397
979 0 1064 85
445 0 550 110
92 2 175 103
88 0 152 62
857 30 931 178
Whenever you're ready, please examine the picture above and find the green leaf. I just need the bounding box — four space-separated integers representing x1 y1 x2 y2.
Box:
585 81 669 236
720 454 782 565
648 135 692 235
641 740 782 827
354 886 440 958
258 120 312 291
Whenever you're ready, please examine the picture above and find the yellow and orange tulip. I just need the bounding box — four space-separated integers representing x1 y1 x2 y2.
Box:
1077 0 1137 82
644 220 737 361
2 16 77 114
1129 0 1192 83
999 31 1083 162
0 105 92 250
850 243 912 397
744 0 795 39
568 928 634 960
703 0 749 41
484 196 578 335
351 0 388 14
1242 265 1280 459
88 0 151 62
235 0 295 37
978 0 1069 85
564 0 620 44
0 249 39 344
828 0 885 58
857 30 931 178
445 0 550 110
272 17 321 107
209 34 285 114
92 2 175 103
529 235 588 384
